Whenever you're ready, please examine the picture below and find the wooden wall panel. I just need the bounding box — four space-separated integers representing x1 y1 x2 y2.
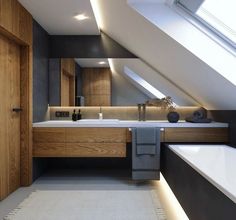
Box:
0 0 13 32
0 0 32 45
82 68 111 106
0 0 33 188
18 4 32 45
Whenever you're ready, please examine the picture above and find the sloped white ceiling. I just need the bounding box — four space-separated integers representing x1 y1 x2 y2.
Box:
94 0 236 110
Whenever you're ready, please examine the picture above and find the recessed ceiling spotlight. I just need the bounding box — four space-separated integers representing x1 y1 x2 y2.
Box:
98 61 106 65
74 14 89 21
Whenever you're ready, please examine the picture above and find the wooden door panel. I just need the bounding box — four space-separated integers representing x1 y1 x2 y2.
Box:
8 39 20 193
0 34 20 200
0 33 9 200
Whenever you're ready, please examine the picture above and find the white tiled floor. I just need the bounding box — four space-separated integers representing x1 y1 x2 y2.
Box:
0 170 188 220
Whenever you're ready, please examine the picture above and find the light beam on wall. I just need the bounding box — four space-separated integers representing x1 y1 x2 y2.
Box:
90 0 103 30
124 66 166 99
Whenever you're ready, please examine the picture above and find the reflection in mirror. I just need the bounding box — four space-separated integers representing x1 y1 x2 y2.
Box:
49 58 154 107
49 58 197 107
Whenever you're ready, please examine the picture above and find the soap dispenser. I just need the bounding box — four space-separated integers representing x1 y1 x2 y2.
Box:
77 109 82 120
72 109 77 121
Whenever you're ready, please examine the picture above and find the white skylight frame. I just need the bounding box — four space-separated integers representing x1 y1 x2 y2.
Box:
175 0 236 53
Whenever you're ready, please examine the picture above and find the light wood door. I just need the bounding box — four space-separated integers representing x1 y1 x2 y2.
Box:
0 34 21 200
82 68 111 106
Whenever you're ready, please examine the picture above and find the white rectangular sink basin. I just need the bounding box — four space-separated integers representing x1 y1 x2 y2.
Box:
78 119 120 124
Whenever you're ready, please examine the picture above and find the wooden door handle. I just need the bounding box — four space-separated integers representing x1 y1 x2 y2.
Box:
12 108 22 112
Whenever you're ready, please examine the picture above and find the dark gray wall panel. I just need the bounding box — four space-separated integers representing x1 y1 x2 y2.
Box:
209 110 236 147
50 32 138 58
76 63 82 97
49 59 61 106
33 20 49 122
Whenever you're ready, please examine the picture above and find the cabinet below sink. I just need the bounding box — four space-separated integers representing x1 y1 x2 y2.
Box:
33 127 228 158
33 127 127 158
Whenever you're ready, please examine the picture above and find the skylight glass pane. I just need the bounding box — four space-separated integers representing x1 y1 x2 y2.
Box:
196 0 236 46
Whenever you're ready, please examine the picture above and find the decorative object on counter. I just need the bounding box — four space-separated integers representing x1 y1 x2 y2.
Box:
185 107 212 123
77 109 82 120
137 103 146 121
142 104 146 121
146 96 180 123
146 96 174 110
167 111 180 123
72 109 77 121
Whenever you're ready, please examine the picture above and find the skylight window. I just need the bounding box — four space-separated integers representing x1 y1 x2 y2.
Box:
196 0 236 47
176 0 236 49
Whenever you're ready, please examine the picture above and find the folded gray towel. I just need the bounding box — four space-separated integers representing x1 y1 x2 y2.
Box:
132 127 161 180
137 145 156 155
136 127 157 144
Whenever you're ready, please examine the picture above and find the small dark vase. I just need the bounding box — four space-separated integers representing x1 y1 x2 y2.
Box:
167 111 180 123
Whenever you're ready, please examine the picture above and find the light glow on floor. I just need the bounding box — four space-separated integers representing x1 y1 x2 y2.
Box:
155 173 189 220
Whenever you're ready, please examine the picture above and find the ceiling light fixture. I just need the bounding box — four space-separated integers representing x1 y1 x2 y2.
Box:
74 14 89 21
98 61 106 65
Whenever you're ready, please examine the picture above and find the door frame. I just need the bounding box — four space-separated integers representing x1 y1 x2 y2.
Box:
0 27 33 186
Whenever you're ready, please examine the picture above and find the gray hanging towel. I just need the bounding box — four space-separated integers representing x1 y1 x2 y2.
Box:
132 127 161 180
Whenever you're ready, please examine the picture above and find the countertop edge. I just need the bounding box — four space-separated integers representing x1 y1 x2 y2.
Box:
32 121 228 128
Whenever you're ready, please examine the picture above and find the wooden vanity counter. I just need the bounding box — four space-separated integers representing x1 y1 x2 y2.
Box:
33 121 229 158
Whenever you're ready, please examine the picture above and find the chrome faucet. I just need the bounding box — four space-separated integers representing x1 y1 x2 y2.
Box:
137 104 146 121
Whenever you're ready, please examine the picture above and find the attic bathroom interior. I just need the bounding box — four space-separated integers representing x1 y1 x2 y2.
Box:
0 0 235 219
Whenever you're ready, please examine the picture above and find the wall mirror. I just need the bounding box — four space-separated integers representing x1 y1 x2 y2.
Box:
49 58 154 107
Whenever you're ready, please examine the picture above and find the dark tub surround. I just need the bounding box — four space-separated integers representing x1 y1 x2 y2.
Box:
161 145 236 220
